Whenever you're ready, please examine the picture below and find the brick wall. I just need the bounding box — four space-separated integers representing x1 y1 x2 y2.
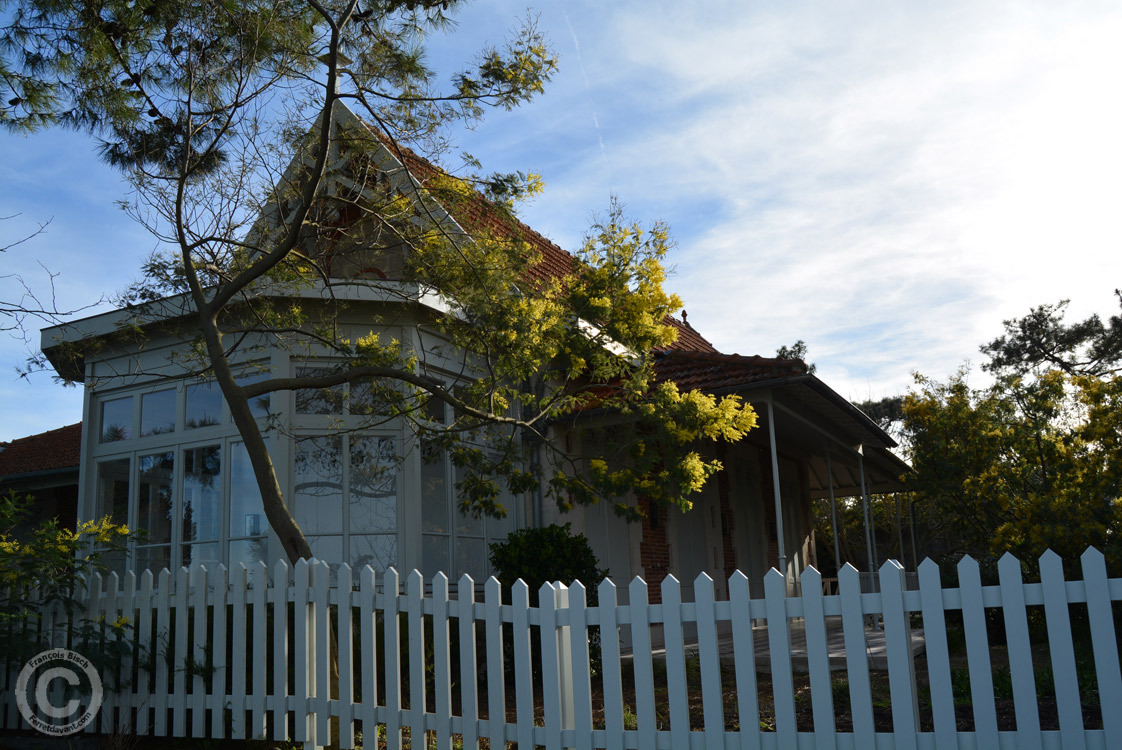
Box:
638 498 670 603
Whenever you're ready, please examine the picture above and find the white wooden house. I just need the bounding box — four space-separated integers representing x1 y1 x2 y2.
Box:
39 105 906 596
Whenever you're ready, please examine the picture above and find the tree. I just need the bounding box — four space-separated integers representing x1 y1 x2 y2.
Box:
3 0 757 565
899 297 1122 572
981 292 1122 378
775 339 816 373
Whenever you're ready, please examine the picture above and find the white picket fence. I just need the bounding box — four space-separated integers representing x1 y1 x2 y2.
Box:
3 548 1122 749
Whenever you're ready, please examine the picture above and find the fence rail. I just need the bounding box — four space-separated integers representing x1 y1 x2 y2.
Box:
3 548 1121 749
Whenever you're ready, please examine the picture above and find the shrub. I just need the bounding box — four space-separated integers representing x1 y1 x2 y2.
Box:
488 523 608 605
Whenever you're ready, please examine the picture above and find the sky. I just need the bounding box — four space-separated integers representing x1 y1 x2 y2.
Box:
3 0 1122 443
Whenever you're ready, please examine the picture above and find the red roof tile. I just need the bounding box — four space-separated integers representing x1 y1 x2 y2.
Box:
373 136 732 358
0 423 82 478
654 352 807 392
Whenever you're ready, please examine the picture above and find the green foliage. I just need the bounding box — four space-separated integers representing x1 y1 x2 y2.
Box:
893 296 1122 573
775 339 816 373
0 491 134 680
488 523 607 606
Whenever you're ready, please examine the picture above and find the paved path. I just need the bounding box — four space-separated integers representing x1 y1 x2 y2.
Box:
635 616 926 672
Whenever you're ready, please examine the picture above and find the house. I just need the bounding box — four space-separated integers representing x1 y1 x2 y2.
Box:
0 422 82 538
38 104 906 596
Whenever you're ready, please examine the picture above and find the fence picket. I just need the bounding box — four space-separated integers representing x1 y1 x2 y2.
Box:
406 570 426 749
153 568 172 736
210 565 228 740
172 565 190 737
100 571 121 735
838 564 875 748
229 563 247 739
628 577 658 750
383 568 403 750
799 566 836 750
252 560 269 740
1040 550 1087 750
190 564 208 738
764 568 797 750
511 580 535 750
568 581 594 750
293 558 312 745
661 575 691 750
271 560 290 742
540 582 563 750
314 561 331 748
337 564 355 749
958 555 999 746
360 566 378 745
598 579 625 750
458 574 480 750
484 576 505 750
136 569 155 735
880 559 918 749
432 573 452 750
694 573 725 750
918 558 955 748
120 571 137 732
998 553 1042 750
728 571 762 750
1081 548 1122 747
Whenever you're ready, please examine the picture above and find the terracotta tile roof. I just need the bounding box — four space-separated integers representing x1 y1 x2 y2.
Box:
371 134 575 289
654 351 808 392
375 137 733 360
659 316 719 353
0 423 82 478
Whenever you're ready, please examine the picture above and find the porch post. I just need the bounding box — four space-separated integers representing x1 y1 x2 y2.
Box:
825 447 842 574
765 399 787 580
857 447 875 579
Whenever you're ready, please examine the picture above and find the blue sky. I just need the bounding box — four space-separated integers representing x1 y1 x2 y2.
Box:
3 0 1122 442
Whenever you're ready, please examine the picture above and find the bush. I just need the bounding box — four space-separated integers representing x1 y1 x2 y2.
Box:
488 523 608 605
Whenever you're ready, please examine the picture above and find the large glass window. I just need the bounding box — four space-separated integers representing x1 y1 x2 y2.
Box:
293 433 398 573
140 389 176 437
99 397 132 443
185 382 222 429
182 445 221 568
228 441 268 569
420 443 516 580
136 452 174 572
95 458 131 574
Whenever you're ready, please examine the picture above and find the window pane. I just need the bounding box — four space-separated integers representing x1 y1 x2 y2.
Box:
295 367 344 415
229 538 270 569
307 535 344 564
99 397 132 442
294 436 344 534
454 537 486 581
185 381 222 429
136 545 171 574
421 441 448 533
96 458 130 525
140 389 176 437
138 452 174 545
181 542 220 569
422 534 450 578
229 441 266 538
235 371 272 419
349 436 397 533
351 534 396 572
183 445 221 542
454 463 484 536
